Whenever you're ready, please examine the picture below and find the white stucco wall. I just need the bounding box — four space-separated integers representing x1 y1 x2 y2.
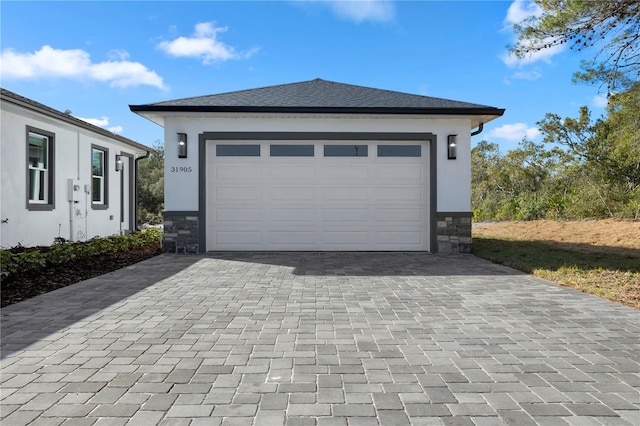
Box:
163 113 472 213
0 101 142 248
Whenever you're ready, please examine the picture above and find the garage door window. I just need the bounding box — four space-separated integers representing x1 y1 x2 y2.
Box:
216 144 260 156
377 145 421 157
270 145 314 157
324 145 368 157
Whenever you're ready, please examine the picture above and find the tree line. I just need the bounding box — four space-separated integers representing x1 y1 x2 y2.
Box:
472 83 639 221
473 0 639 221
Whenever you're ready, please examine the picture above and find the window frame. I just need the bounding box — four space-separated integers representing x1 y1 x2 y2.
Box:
377 144 422 157
216 144 261 157
270 144 315 157
91 145 109 210
26 126 55 211
324 144 369 157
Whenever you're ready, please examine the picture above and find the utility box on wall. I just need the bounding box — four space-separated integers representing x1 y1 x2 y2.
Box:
67 179 82 202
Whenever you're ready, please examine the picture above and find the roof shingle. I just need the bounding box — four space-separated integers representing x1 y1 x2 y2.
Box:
130 78 504 115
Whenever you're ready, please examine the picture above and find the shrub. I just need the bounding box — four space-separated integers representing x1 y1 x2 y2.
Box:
0 229 162 283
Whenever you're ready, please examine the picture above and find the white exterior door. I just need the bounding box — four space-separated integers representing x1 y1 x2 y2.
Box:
206 141 430 251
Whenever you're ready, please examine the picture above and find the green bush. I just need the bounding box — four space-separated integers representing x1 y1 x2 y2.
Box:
0 229 162 282
16 251 47 274
48 241 75 265
0 250 18 279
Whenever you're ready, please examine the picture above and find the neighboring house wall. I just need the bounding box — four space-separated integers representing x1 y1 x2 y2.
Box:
0 94 147 248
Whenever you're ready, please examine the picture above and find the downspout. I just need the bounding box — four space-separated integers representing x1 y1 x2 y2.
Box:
471 123 484 137
69 130 81 241
134 150 150 231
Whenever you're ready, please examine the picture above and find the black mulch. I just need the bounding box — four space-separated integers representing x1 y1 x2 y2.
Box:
1 245 162 308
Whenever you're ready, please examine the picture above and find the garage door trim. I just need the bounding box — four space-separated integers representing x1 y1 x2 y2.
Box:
198 131 438 252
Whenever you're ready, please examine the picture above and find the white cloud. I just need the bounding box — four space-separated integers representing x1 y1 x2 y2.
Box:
511 69 542 81
0 45 166 89
157 22 258 64
107 49 130 61
501 41 565 67
489 123 541 142
504 68 543 84
76 116 123 134
328 0 395 23
501 1 565 67
592 94 609 108
503 0 541 28
76 116 109 127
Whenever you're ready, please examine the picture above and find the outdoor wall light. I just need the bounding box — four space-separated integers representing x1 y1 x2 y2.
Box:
177 133 188 158
115 155 124 171
447 134 457 160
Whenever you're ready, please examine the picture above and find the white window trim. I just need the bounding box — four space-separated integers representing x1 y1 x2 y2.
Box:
91 145 109 210
26 126 55 211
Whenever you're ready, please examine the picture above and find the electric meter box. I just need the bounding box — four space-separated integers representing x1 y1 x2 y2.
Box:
67 179 82 202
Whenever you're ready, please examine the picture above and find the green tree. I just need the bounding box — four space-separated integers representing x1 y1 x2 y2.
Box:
137 140 164 223
510 0 639 92
537 83 640 217
471 139 570 221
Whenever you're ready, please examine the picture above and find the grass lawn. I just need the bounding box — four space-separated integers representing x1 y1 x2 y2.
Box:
473 221 639 309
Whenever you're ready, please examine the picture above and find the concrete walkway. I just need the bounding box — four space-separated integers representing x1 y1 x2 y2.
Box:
1 253 639 426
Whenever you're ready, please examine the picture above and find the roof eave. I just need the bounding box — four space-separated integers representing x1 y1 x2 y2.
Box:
129 105 505 116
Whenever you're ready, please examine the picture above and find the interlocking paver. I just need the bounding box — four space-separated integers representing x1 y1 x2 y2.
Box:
1 253 639 424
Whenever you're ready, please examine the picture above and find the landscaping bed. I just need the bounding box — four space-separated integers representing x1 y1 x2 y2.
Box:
1 229 162 307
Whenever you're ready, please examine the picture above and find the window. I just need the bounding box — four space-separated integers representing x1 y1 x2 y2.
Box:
216 144 260 156
377 145 422 157
270 144 314 157
26 127 55 210
324 145 368 157
92 146 108 209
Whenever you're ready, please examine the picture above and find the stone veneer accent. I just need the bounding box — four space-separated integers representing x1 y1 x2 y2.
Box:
436 212 473 254
163 211 199 254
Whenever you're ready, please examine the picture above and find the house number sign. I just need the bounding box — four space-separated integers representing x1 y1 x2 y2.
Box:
170 166 193 173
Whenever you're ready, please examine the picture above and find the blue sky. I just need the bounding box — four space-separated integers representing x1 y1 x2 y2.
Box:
1 1 609 151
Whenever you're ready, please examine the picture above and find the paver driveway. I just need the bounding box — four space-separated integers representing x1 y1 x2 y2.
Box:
1 252 639 426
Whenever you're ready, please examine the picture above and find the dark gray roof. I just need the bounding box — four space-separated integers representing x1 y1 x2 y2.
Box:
130 78 504 116
1 88 151 152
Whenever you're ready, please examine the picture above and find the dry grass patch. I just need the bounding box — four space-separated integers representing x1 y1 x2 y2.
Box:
473 220 640 309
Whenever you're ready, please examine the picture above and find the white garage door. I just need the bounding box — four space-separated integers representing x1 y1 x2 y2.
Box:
206 141 429 251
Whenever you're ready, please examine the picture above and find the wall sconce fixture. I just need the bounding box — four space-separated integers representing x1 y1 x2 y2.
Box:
115 155 124 171
447 134 457 160
177 133 187 158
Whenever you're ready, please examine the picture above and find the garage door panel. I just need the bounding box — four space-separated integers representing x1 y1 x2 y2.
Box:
321 208 369 222
375 208 425 222
319 166 370 181
376 231 424 245
322 231 369 245
374 165 424 181
268 208 316 222
267 187 317 201
215 187 262 202
321 187 370 201
268 231 316 245
266 165 315 181
215 231 262 245
215 207 262 222
375 187 426 202
214 165 262 182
